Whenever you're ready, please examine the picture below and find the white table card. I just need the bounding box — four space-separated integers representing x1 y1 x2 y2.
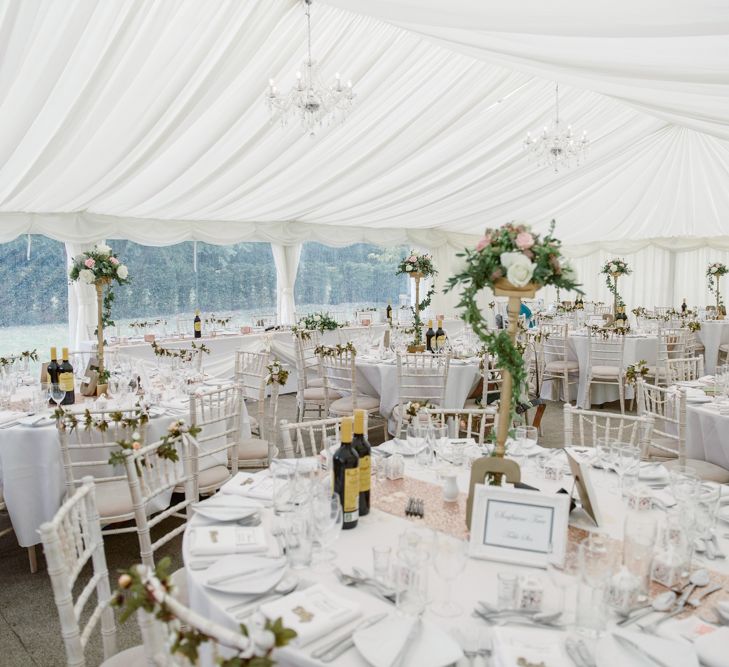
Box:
469 485 570 567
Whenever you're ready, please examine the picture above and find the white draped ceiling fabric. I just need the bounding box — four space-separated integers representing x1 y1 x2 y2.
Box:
1 0 729 331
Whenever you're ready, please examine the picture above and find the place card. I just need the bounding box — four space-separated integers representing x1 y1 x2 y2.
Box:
468 485 570 568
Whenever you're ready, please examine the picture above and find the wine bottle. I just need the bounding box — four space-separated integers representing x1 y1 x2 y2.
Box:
194 309 202 339
435 318 446 351
58 347 75 405
47 347 59 388
352 409 371 517
681 298 687 314
386 300 392 323
332 417 359 529
425 320 435 353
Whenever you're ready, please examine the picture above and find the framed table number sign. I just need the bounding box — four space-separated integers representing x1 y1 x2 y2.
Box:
468 485 570 568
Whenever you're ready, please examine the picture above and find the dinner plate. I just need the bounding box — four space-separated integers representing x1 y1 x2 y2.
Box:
17 413 55 426
686 395 713 404
379 439 427 456
203 554 287 595
193 496 263 523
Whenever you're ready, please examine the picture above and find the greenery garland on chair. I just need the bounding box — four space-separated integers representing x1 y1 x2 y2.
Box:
314 342 357 357
151 340 211 362
113 558 297 667
0 349 38 368
446 220 581 426
265 360 290 386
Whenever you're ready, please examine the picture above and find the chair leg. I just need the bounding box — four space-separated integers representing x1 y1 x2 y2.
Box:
27 545 38 573
618 381 625 414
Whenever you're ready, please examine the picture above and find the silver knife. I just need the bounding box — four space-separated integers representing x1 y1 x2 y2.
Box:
564 639 587 667
613 633 672 667
313 613 388 661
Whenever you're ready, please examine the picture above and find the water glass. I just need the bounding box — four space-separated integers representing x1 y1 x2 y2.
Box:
283 509 313 569
497 572 519 610
372 545 392 584
271 460 295 515
311 489 343 565
393 551 429 616
575 533 614 637
695 482 721 539
623 511 657 600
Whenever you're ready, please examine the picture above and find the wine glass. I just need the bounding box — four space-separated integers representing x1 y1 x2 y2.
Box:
431 533 468 617
48 383 66 411
311 490 343 568
546 544 579 623
612 444 640 497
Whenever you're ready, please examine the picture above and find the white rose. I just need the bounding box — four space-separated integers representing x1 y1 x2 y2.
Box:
79 268 95 284
609 263 618 272
500 252 535 287
95 243 112 255
711 266 718 274
500 252 527 268
116 264 129 279
405 264 414 272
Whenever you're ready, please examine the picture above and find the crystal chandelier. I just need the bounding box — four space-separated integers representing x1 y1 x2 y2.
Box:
523 83 589 173
266 0 355 136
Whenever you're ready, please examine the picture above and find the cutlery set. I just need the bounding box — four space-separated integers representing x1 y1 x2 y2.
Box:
405 496 424 518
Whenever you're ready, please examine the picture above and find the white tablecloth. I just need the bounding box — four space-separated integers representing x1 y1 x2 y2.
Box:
686 403 729 469
698 321 729 374
182 458 729 667
540 333 658 408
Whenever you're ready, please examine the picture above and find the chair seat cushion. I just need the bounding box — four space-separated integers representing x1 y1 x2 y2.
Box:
590 365 622 377
197 465 231 492
101 645 147 667
95 480 134 520
329 395 380 415
307 377 324 388
237 437 269 461
664 459 729 483
645 366 666 377
303 387 341 401
545 360 579 372
720 344 729 352
644 436 679 460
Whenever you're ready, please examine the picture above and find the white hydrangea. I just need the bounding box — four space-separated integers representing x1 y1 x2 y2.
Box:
95 243 112 255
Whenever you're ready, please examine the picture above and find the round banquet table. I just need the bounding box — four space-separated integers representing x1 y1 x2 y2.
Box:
354 357 481 419
540 332 658 409
182 455 729 667
686 402 729 470
697 321 729 374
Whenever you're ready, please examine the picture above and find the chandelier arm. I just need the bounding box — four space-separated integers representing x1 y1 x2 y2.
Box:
555 82 559 125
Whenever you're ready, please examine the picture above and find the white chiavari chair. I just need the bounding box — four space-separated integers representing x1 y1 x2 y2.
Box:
187 386 243 494
423 407 497 445
636 380 729 482
234 350 268 433
279 416 343 458
318 346 379 415
293 330 336 422
648 328 687 386
39 477 146 667
392 352 450 437
665 356 704 384
585 331 626 412
540 323 578 403
57 407 146 534
563 404 653 449
465 349 503 408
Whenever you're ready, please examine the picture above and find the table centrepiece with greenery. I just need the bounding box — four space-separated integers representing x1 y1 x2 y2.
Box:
395 251 437 351
707 262 728 318
600 258 631 315
447 220 581 462
69 244 129 392
298 311 341 332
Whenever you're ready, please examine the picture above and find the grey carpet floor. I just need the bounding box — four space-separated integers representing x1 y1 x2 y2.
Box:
0 395 594 666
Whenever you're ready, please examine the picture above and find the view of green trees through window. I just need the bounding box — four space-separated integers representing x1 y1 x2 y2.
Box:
1 237 411 353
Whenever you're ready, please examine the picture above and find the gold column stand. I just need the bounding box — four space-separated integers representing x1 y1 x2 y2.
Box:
407 272 426 352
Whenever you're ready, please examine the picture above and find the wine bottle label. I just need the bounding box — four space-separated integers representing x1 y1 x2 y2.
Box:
58 372 74 392
359 455 371 492
194 321 201 331
343 468 359 517
436 335 446 347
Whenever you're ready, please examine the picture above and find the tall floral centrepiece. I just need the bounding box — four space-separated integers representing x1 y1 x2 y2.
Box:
707 262 728 319
601 258 631 316
447 221 580 460
69 244 129 391
395 251 437 351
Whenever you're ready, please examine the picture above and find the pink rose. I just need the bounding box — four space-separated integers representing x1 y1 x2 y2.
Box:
110 256 120 265
408 255 417 263
516 232 535 250
475 235 491 252
84 258 95 268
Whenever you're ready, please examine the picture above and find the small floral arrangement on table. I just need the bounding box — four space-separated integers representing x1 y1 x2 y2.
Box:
0 349 38 368
447 220 581 423
265 360 290 386
707 262 729 307
601 259 631 307
314 342 357 357
299 312 341 332
108 418 201 466
151 340 210 362
396 251 438 347
204 314 232 328
626 360 650 385
112 558 296 667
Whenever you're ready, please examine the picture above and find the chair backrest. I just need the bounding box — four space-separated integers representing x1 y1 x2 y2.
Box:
57 407 147 499
318 346 358 406
123 435 198 568
587 331 625 370
279 416 344 458
540 323 570 364
294 329 322 390
686 330 704 357
396 352 450 406
636 379 685 462
657 328 687 362
423 408 497 445
563 404 653 449
234 350 269 404
39 477 118 667
189 385 245 478
665 356 704 384
478 351 504 405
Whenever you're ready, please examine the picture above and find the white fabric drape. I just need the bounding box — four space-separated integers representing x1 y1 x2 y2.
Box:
271 243 302 325
65 242 98 350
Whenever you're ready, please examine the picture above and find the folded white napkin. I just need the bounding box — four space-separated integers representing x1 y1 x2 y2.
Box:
379 438 425 456
491 627 567 667
353 615 463 667
638 462 669 480
187 525 268 556
203 554 286 595
598 629 698 667
695 628 729 667
220 471 275 501
260 584 361 647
